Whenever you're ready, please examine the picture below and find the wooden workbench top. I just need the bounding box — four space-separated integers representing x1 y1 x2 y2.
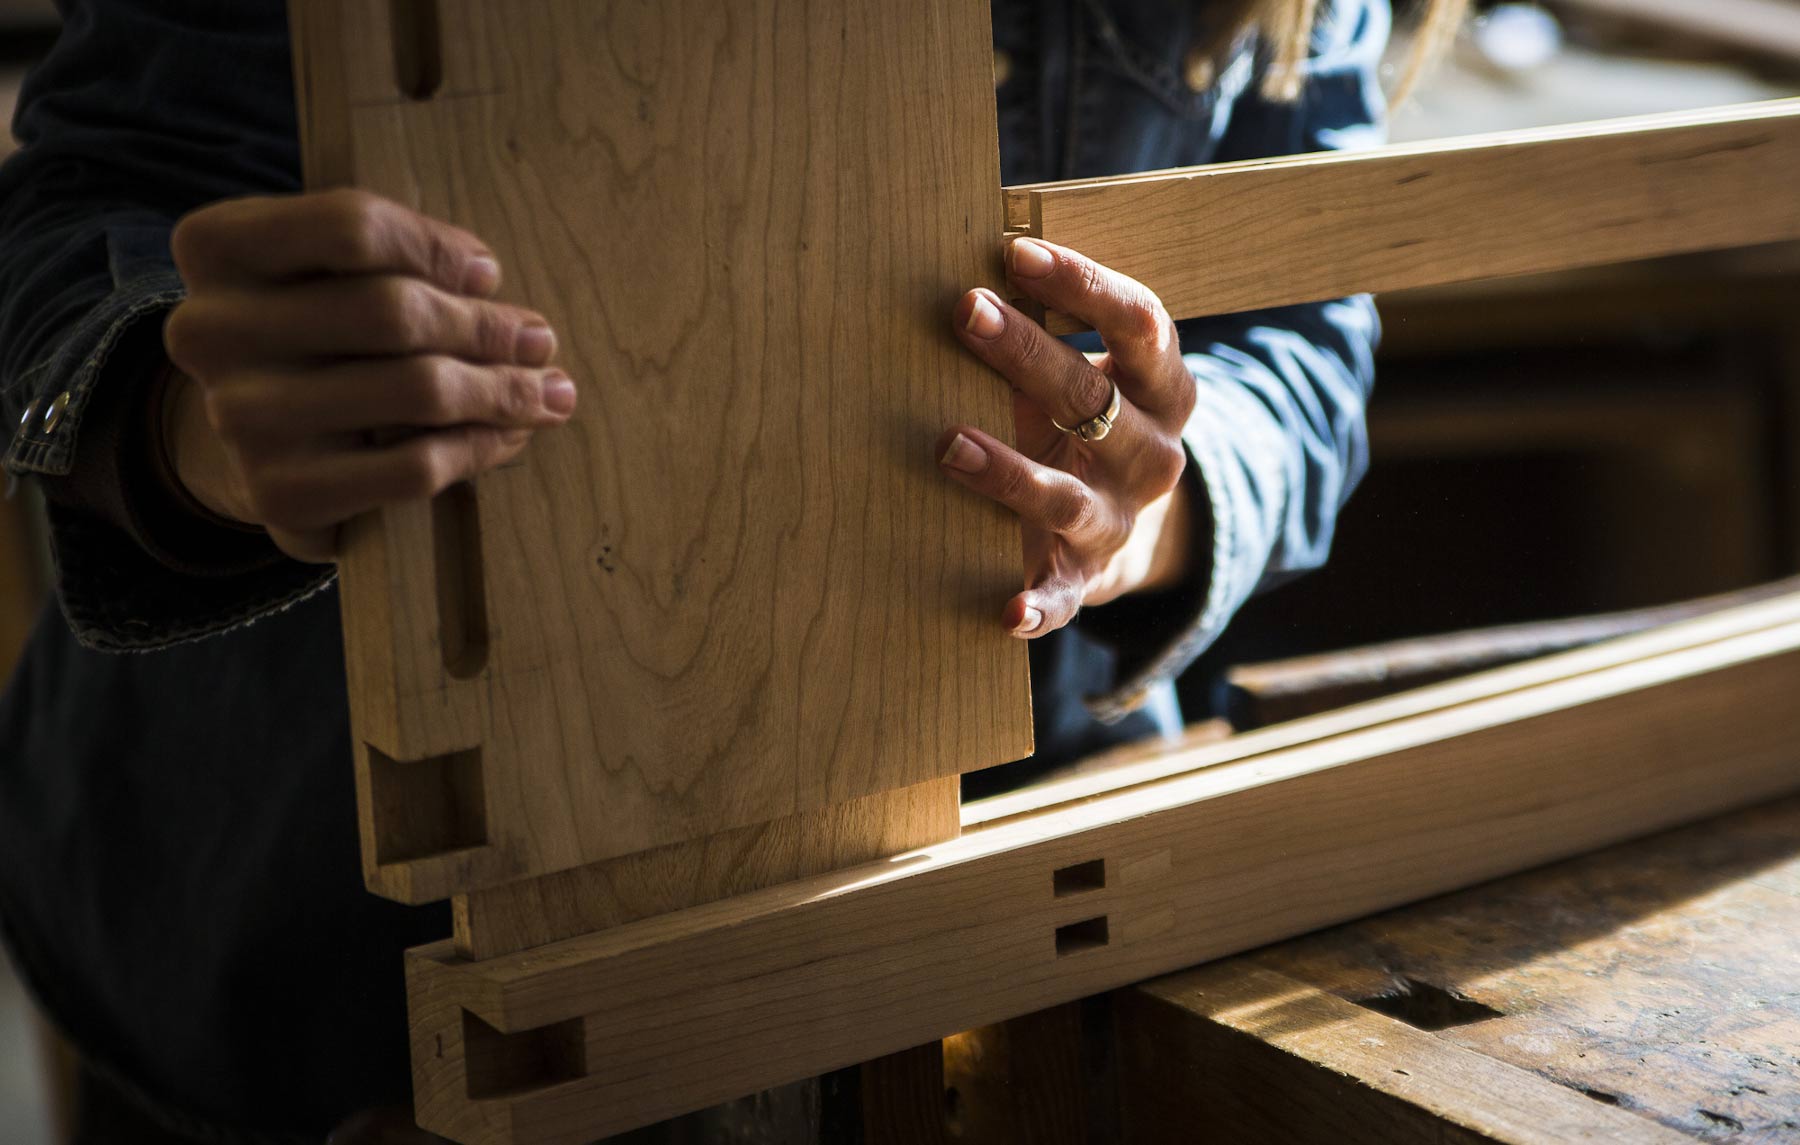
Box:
1122 794 1800 1143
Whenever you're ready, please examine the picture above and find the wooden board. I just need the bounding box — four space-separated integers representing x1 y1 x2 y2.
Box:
400 593 1800 1144
1118 965 1697 1145
1006 100 1800 334
1120 795 1800 1143
289 0 1032 904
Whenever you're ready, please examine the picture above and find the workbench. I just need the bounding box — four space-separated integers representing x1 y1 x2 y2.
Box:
1120 793 1800 1143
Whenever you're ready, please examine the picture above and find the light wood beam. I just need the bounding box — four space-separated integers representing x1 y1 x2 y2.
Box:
1010 99 1800 333
403 593 1800 1144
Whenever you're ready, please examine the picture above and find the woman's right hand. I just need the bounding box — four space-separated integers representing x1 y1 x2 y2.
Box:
162 189 576 562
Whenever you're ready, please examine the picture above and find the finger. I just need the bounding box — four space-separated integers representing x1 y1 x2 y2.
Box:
954 288 1124 434
266 523 341 565
174 189 502 298
1003 237 1187 415
1007 574 1084 638
205 358 577 443
936 426 1122 546
242 426 533 535
165 277 556 375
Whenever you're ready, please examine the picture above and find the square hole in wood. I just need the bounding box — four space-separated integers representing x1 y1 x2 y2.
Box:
1055 916 1110 957
462 1011 586 1099
1052 858 1106 897
366 744 487 865
1354 977 1503 1031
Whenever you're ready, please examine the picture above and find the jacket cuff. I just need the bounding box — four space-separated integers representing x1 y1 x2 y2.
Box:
6 273 333 652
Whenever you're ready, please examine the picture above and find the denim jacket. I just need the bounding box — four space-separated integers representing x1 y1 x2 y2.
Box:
0 0 1386 1134
1 0 1383 721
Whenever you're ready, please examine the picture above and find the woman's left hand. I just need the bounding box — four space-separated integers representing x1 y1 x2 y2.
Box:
941 237 1198 638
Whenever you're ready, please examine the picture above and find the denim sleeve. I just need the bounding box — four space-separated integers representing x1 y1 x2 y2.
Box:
1087 0 1390 721
0 0 328 652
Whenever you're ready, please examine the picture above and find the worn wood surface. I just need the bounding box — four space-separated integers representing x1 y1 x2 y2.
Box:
1118 964 1696 1144
290 0 1031 905
1124 795 1800 1143
1010 100 1800 333
403 594 1800 1144
942 1003 1089 1145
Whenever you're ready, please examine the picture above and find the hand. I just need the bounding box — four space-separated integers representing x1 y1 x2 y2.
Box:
940 237 1196 638
326 1108 450 1144
162 189 576 562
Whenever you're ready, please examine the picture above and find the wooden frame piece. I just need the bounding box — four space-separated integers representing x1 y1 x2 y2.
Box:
1008 99 1800 333
287 13 1800 1138
404 592 1800 1143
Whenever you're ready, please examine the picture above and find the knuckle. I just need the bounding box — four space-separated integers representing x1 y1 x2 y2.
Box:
469 302 517 362
168 211 215 275
1171 373 1198 422
401 356 459 423
397 446 448 500
1123 295 1170 349
1072 257 1106 300
370 278 433 350
494 367 539 422
1046 482 1099 536
1153 438 1188 491
992 457 1033 508
1067 367 1111 420
163 301 222 374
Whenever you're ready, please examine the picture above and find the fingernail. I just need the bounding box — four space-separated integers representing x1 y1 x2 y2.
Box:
516 321 556 366
542 370 577 416
1013 606 1044 636
1009 238 1055 279
463 256 502 297
939 433 989 474
964 291 1004 339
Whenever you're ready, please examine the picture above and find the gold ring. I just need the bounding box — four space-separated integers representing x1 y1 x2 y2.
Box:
1051 380 1122 443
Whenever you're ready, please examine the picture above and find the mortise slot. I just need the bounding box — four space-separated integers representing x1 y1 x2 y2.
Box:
463 1011 586 1099
367 745 487 865
1354 977 1503 1031
390 0 443 100
1052 858 1107 897
1055 916 1110 957
434 482 490 678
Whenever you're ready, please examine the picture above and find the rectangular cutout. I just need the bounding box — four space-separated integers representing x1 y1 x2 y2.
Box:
1055 916 1110 957
367 744 487 865
433 482 489 679
1052 858 1106 898
463 1011 586 1099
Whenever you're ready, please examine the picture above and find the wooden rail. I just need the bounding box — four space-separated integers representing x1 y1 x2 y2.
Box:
1009 99 1800 333
405 592 1800 1144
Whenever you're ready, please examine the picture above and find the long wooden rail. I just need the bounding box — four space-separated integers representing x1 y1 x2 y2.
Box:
406 592 1800 1144
1010 100 1800 333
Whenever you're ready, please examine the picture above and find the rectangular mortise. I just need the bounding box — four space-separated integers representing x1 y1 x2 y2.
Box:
366 744 487 865
434 481 490 679
1055 916 1110 957
463 1011 586 1099
1052 858 1106 897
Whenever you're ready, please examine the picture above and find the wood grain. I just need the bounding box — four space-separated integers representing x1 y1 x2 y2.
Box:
1124 794 1800 1143
451 777 958 960
1118 964 1696 1144
403 595 1800 1144
1010 99 1800 333
290 0 1031 904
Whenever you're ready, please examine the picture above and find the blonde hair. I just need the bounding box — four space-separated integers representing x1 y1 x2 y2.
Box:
1233 0 1471 102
